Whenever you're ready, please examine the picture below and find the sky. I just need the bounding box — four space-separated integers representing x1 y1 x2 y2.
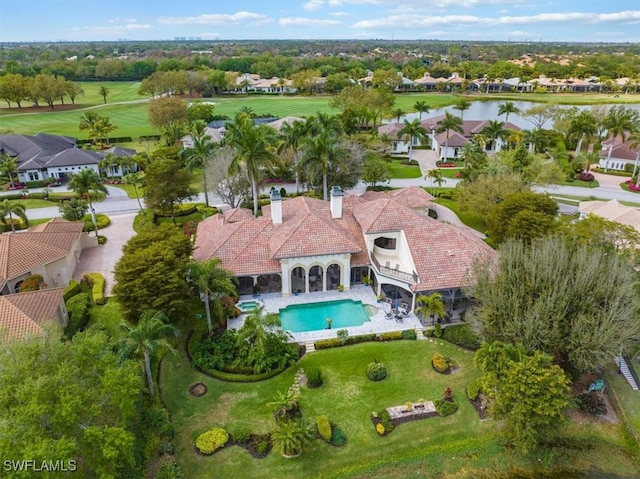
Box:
1 0 640 43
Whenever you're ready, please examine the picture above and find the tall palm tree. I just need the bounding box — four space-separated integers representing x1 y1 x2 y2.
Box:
124 172 145 211
436 111 463 160
458 141 486 171
0 199 28 233
225 112 278 217
498 101 520 124
78 111 101 145
526 128 550 154
425 169 444 197
182 121 217 207
94 115 117 146
602 105 639 172
397 118 428 163
568 110 598 157
453 98 471 120
187 259 238 335
67 169 108 237
117 310 178 396
414 100 430 120
415 292 446 325
278 120 307 194
0 153 19 188
391 108 406 123
481 120 508 152
236 306 282 373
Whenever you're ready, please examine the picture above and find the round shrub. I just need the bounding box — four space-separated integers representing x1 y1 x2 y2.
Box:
329 425 347 447
367 361 387 381
82 213 110 232
434 398 459 417
195 428 229 455
375 423 385 435
432 352 449 373
316 415 332 442
306 367 322 388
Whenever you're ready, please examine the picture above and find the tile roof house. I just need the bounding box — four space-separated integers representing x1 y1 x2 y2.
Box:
0 133 136 184
193 187 495 311
0 218 98 295
0 288 68 341
599 135 640 171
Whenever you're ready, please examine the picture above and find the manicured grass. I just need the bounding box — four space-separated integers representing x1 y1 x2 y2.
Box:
437 168 463 179
155 211 203 226
28 218 52 227
110 183 144 200
482 92 640 105
619 182 640 194
161 339 488 479
386 158 421 179
9 198 60 209
436 197 487 233
561 179 600 188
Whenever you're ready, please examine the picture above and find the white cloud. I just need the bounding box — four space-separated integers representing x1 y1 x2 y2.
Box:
108 17 137 24
158 11 268 26
303 0 325 10
279 17 341 27
330 11 349 17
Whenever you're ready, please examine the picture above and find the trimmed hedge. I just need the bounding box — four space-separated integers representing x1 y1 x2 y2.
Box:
63 280 82 301
82 213 110 232
316 415 332 442
64 293 90 337
434 399 459 417
367 362 387 381
195 428 229 455
442 324 481 350
82 272 106 305
592 167 632 177
315 331 416 350
306 367 322 388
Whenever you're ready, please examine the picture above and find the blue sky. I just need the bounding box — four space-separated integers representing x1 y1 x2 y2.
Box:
1 0 639 43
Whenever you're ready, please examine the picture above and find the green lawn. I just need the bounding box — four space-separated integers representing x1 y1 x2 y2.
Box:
436 197 487 233
561 179 600 188
438 168 463 179
386 158 422 179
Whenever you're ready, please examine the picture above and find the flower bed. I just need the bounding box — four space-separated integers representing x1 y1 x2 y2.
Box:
624 180 640 192
437 163 458 168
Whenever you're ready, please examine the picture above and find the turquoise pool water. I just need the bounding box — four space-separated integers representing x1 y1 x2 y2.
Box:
237 300 260 312
279 299 370 333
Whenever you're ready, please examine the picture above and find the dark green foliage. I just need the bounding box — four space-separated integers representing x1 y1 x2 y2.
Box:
376 409 394 433
255 440 269 455
315 338 341 349
305 367 322 388
329 425 347 447
442 324 481 350
82 213 110 232
58 197 88 221
63 279 82 301
367 361 387 381
18 274 44 292
434 398 459 416
82 272 106 305
97 235 107 245
64 293 90 336
401 329 417 340
113 224 193 322
315 333 377 349
143 159 196 221
576 392 607 415
434 323 442 337
378 331 403 341
229 425 251 444
467 379 481 400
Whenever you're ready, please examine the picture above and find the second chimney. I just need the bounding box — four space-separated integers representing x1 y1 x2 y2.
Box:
330 186 343 219
271 190 282 224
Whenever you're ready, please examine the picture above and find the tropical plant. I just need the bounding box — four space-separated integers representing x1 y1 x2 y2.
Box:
67 169 108 237
436 111 463 160
187 259 238 335
271 420 315 457
124 172 145 211
602 105 640 171
415 292 446 324
0 199 28 232
0 153 19 188
481 120 508 152
567 109 598 156
278 119 307 194
398 118 428 163
391 108 406 123
453 97 471 120
225 112 278 217
425 169 444 196
181 121 217 207
117 310 179 396
414 100 430 119
498 101 520 124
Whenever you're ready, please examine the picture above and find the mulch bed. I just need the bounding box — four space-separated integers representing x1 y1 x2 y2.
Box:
469 395 489 420
189 382 208 397
228 434 272 459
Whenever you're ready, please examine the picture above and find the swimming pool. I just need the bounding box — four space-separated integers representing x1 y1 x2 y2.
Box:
279 299 371 333
237 300 262 313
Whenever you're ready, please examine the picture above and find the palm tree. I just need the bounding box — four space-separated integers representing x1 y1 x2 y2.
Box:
435 111 463 160
568 110 597 157
78 111 101 144
67 169 108 237
0 199 28 232
453 98 471 120
458 141 486 171
391 108 406 123
481 120 508 152
182 121 217 207
414 100 430 120
226 112 278 217
117 310 178 396
124 172 145 211
498 101 520 124
425 169 444 197
397 118 428 163
271 420 315 457
187 259 238 335
0 153 19 188
415 292 446 325
236 306 283 373
94 115 117 146
526 128 550 154
602 105 639 172
278 120 307 194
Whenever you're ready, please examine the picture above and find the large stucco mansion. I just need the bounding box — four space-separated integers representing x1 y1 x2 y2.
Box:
194 186 495 313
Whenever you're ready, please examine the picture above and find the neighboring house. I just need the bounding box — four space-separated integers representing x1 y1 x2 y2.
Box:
414 73 441 91
0 288 68 341
502 77 533 92
0 133 137 183
599 135 640 171
379 115 521 157
0 218 98 295
193 186 495 312
579 199 640 233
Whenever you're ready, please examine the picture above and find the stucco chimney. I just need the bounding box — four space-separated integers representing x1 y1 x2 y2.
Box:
330 186 343 219
271 190 282 224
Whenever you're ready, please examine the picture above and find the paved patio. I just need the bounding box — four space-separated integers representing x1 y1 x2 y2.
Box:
228 284 422 344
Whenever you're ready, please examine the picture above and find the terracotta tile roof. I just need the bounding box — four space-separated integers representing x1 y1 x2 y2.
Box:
193 187 496 290
28 217 84 233
0 220 82 288
0 288 64 340
434 131 468 147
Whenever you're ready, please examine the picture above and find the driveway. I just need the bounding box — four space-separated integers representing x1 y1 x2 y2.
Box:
72 212 137 296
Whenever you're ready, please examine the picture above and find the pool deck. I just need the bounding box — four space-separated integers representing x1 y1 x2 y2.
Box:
229 285 422 344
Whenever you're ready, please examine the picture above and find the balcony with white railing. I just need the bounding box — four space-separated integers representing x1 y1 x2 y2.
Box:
370 253 419 284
